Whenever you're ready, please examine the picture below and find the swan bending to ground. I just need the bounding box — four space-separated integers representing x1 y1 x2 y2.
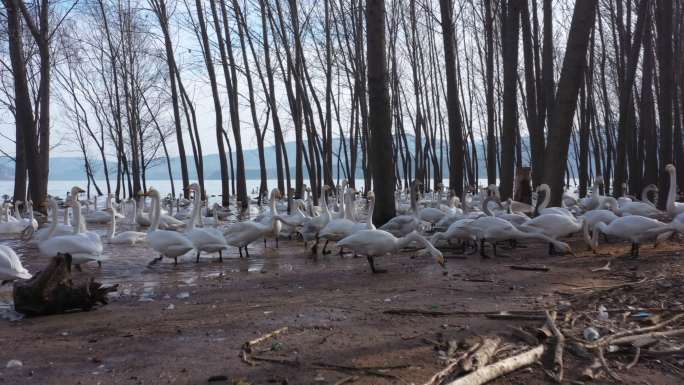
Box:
468 216 574 257
337 230 445 273
0 245 31 284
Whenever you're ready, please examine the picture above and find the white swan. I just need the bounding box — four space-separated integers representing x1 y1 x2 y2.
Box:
279 199 309 237
431 218 476 249
185 184 228 262
337 230 445 273
85 195 119 224
38 198 106 269
17 200 38 230
592 216 673 257
580 209 619 250
299 185 332 251
223 216 285 258
31 199 77 243
0 245 31 284
468 216 574 257
319 191 376 251
106 196 147 245
255 188 283 247
0 202 32 234
641 184 658 207
146 187 195 265
519 213 583 254
482 197 530 228
535 184 574 217
380 182 429 236
608 195 663 218
665 164 684 215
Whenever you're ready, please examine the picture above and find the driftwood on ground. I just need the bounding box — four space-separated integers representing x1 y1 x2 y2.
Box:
13 253 117 316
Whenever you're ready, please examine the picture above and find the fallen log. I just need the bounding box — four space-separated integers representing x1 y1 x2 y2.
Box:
509 265 549 272
242 326 289 353
445 345 546 385
13 253 117 316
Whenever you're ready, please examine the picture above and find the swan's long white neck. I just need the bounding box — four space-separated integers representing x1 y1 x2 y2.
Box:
642 185 657 205
399 232 439 256
150 192 161 231
188 188 201 231
366 196 375 229
108 195 117 238
538 185 551 211
47 200 59 238
269 189 278 214
410 184 418 215
72 200 84 234
667 168 677 212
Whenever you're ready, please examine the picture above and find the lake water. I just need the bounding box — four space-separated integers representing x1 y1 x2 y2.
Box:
0 178 484 201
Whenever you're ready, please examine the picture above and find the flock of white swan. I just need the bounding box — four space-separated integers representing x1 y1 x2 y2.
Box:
1 164 684 283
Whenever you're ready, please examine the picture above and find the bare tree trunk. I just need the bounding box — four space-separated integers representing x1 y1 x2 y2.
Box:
501 0 520 199
542 0 598 205
614 0 648 198
193 0 230 206
149 0 190 198
485 0 497 186
367 0 395 225
657 0 674 209
439 0 464 197
4 0 28 204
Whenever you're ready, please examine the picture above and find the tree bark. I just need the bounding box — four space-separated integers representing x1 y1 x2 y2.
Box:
439 0 464 197
542 0 598 205
367 0 396 225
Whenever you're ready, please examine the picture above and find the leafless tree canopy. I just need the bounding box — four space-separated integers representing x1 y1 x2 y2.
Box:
1 0 683 213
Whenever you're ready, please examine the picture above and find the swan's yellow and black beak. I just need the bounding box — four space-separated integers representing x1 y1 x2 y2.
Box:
436 253 446 269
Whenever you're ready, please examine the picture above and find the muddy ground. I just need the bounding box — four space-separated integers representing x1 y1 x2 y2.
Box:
1 227 683 385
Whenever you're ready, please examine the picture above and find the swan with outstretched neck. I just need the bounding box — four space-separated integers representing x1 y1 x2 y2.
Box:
337 230 445 273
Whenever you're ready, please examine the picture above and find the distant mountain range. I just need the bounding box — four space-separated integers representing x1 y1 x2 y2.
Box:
0 136 578 181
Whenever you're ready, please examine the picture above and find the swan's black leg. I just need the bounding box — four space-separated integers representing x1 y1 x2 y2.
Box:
366 256 387 274
338 246 345 256
1 280 9 286
263 238 267 247
311 237 319 255
75 264 83 272
238 247 243 258
276 237 279 248
97 261 102 268
218 249 223 263
548 243 555 255
479 239 490 258
322 240 331 255
245 247 251 258
174 257 178 265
